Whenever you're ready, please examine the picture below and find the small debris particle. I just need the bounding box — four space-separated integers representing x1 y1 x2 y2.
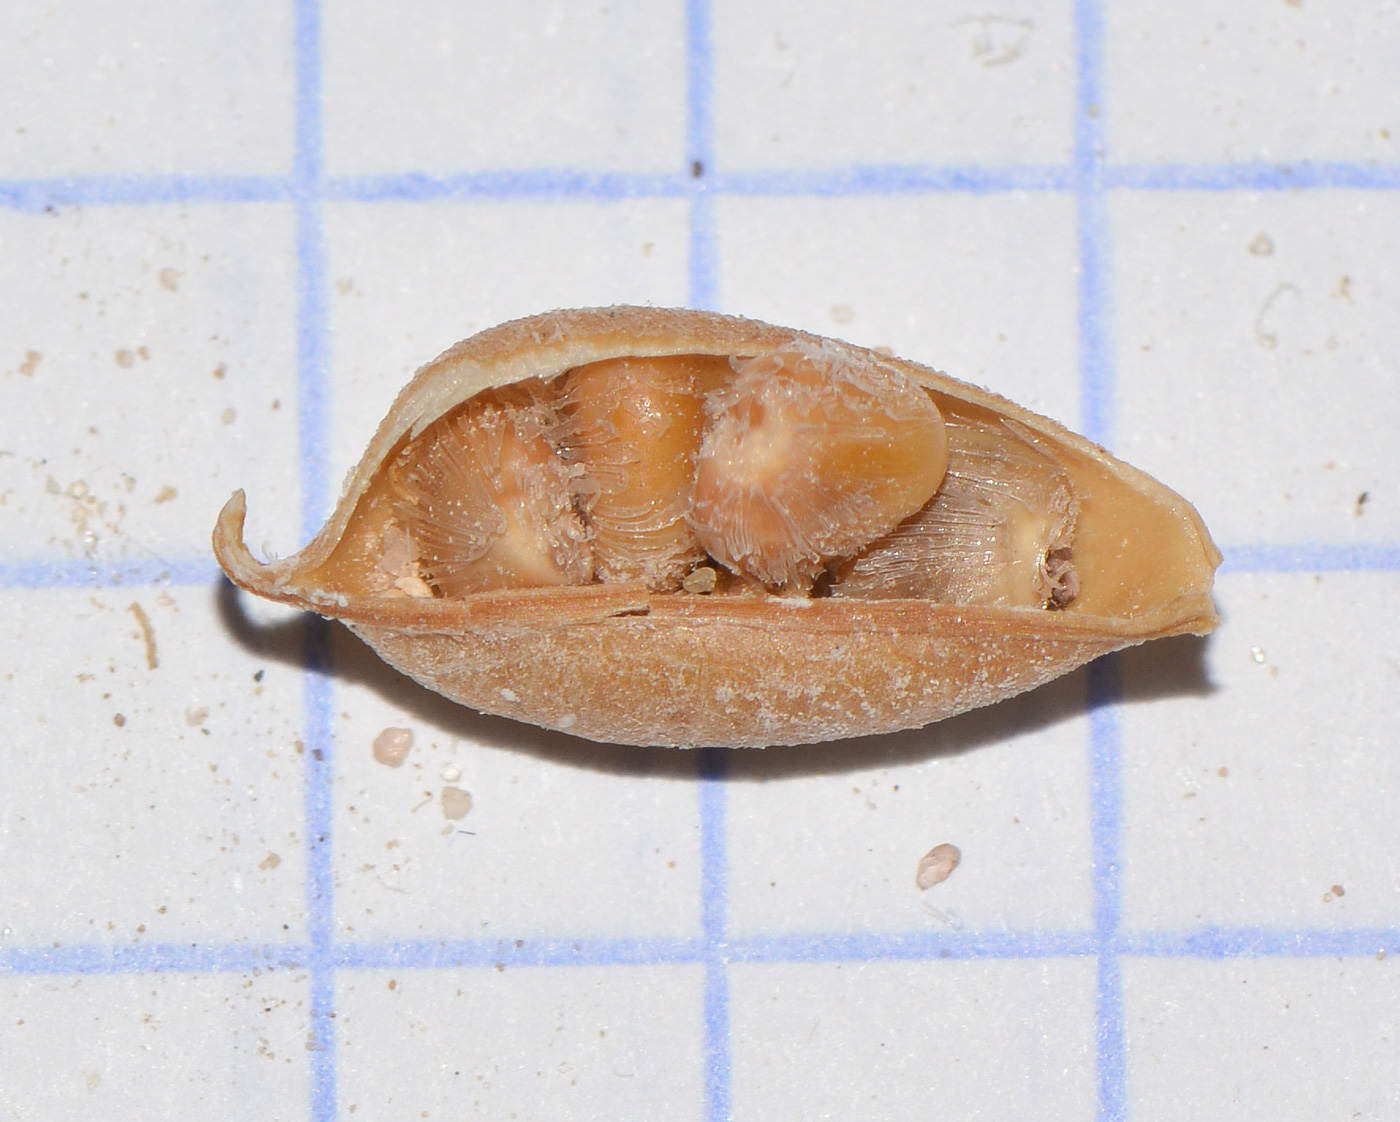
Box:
115 349 135 368
691 160 704 178
1355 491 1369 516
1323 892 1334 903
916 843 962 890
829 304 855 324
185 706 208 727
138 346 150 361
127 602 158 670
212 363 226 379
1248 233 1274 256
1217 766 1228 778
154 486 177 504
441 764 461 783
387 979 396 990
253 669 264 682
682 566 718 594
372 727 413 767
441 786 473 820
158 267 181 291
1332 884 1345 897
221 407 237 425
259 852 281 870
113 713 126 727
19 350 41 376
1250 646 1266 664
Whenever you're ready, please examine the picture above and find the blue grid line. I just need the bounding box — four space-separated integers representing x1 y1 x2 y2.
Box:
10 158 1400 215
9 923 1400 981
288 1 338 1118
1106 161 1400 192
1073 1 1130 1117
686 3 730 1118
0 558 221 590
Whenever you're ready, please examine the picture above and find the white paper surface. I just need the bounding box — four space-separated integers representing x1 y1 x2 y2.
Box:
3 1 1398 1119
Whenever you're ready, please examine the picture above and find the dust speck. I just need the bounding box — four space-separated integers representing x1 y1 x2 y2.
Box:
1248 233 1274 256
1355 491 1369 516
372 727 413 767
916 843 961 889
499 687 519 703
441 786 473 820
113 713 126 727
1332 884 1345 897
682 566 717 594
185 706 208 727
154 486 178 504
441 764 462 783
19 350 41 376
260 852 281 870
221 407 237 425
1250 646 1266 664
158 267 181 291
1217 766 1228 778
212 363 226 379
114 349 135 368
829 304 855 324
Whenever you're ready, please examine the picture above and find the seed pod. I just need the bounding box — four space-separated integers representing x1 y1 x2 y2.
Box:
213 307 1220 748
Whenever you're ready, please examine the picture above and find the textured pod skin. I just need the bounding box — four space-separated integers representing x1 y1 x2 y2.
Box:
213 307 1220 747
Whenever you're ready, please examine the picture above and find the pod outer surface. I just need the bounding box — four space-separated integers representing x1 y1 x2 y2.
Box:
213 306 1221 748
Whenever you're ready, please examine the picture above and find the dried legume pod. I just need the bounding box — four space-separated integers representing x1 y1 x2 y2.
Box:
213 306 1220 747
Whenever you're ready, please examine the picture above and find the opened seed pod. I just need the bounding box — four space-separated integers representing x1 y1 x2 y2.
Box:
213 307 1220 747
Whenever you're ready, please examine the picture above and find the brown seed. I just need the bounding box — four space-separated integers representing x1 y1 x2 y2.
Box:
560 355 727 588
916 843 961 889
691 342 949 588
387 384 589 597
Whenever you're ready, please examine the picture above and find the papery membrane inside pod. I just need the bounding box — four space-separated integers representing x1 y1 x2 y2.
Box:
214 307 1220 747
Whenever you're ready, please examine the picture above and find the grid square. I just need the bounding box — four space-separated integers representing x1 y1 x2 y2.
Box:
730 959 1097 1120
336 965 705 1120
322 0 687 176
1124 956 1400 1118
726 675 1094 936
0 970 311 1121
1106 0 1400 164
716 194 1081 422
1112 189 1400 547
0 205 301 564
0 0 295 177
323 198 691 489
328 628 702 941
0 587 308 944
1120 571 1400 931
713 0 1075 168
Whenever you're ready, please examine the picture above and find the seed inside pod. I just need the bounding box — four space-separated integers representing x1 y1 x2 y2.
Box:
387 383 590 597
833 411 1080 608
559 355 730 589
689 342 950 588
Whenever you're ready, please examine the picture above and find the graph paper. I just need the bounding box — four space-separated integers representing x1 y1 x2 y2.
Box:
2 0 1399 1118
